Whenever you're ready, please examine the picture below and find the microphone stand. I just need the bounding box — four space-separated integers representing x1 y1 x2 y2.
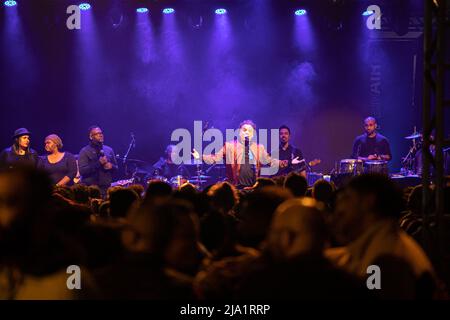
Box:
123 134 135 177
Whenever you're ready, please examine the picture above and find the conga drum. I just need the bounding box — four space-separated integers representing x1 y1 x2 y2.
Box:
364 160 388 175
339 159 364 176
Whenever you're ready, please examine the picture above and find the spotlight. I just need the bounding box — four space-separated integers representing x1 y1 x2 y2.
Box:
136 8 148 13
215 8 227 15
294 9 307 16
4 0 17 7
162 8 175 14
362 10 374 16
79 3 91 11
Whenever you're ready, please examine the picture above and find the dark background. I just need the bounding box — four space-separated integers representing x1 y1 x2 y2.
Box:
1 0 448 176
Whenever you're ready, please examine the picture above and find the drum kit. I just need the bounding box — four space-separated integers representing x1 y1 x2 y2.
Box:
117 156 214 190
337 158 388 176
400 128 423 176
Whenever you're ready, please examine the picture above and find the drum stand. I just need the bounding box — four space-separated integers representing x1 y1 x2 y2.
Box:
401 140 420 176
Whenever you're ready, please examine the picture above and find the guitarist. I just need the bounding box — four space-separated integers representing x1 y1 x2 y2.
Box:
277 125 309 177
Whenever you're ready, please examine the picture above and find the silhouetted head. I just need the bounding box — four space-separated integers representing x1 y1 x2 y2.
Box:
284 172 308 197
333 174 404 243
312 179 335 206
236 186 293 248
207 181 239 213
266 198 328 260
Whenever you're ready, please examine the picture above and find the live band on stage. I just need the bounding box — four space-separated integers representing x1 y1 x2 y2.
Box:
1 117 449 195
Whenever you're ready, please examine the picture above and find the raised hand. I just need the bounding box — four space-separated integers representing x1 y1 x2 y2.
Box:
291 156 302 165
191 148 200 160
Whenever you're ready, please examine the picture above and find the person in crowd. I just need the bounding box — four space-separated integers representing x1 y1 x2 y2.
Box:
327 173 439 299
0 167 94 299
93 199 204 299
284 172 308 197
235 198 367 299
143 180 173 205
207 182 239 214
108 188 140 219
236 186 293 249
312 179 335 209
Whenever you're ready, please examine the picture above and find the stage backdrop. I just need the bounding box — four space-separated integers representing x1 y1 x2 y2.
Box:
1 0 447 176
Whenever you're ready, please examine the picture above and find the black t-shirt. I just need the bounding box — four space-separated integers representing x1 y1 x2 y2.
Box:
351 133 392 159
238 140 256 187
39 152 78 184
277 144 306 176
0 147 40 169
238 164 256 187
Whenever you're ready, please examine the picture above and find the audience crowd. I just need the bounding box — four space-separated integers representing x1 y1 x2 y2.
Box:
0 166 448 299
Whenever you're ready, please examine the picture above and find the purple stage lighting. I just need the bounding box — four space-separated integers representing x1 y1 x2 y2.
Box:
79 3 91 11
4 0 17 7
136 8 148 13
295 9 307 16
163 8 175 14
215 8 227 15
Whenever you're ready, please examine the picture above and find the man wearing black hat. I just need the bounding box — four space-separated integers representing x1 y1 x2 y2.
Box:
0 128 40 169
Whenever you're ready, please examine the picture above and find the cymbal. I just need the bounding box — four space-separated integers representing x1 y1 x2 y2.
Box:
134 168 151 174
405 133 422 139
118 157 150 165
188 179 208 184
178 159 203 165
190 175 211 179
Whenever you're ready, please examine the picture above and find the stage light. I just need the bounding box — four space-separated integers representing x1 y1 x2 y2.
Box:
362 10 374 16
294 9 307 16
163 8 175 14
136 8 148 13
215 8 227 15
79 3 91 11
4 0 17 7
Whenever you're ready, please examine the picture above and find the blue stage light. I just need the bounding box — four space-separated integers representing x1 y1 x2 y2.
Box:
79 3 91 11
136 8 148 13
215 8 227 15
362 10 374 16
4 0 17 7
295 9 307 16
163 8 175 14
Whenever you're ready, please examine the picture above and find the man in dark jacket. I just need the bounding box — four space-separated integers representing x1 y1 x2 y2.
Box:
78 126 117 197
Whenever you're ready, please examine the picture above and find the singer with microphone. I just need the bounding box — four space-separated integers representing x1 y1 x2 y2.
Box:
78 125 118 197
351 117 392 161
192 120 282 189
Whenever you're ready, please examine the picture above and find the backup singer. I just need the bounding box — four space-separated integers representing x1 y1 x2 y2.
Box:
0 128 40 169
78 126 117 196
40 134 77 186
